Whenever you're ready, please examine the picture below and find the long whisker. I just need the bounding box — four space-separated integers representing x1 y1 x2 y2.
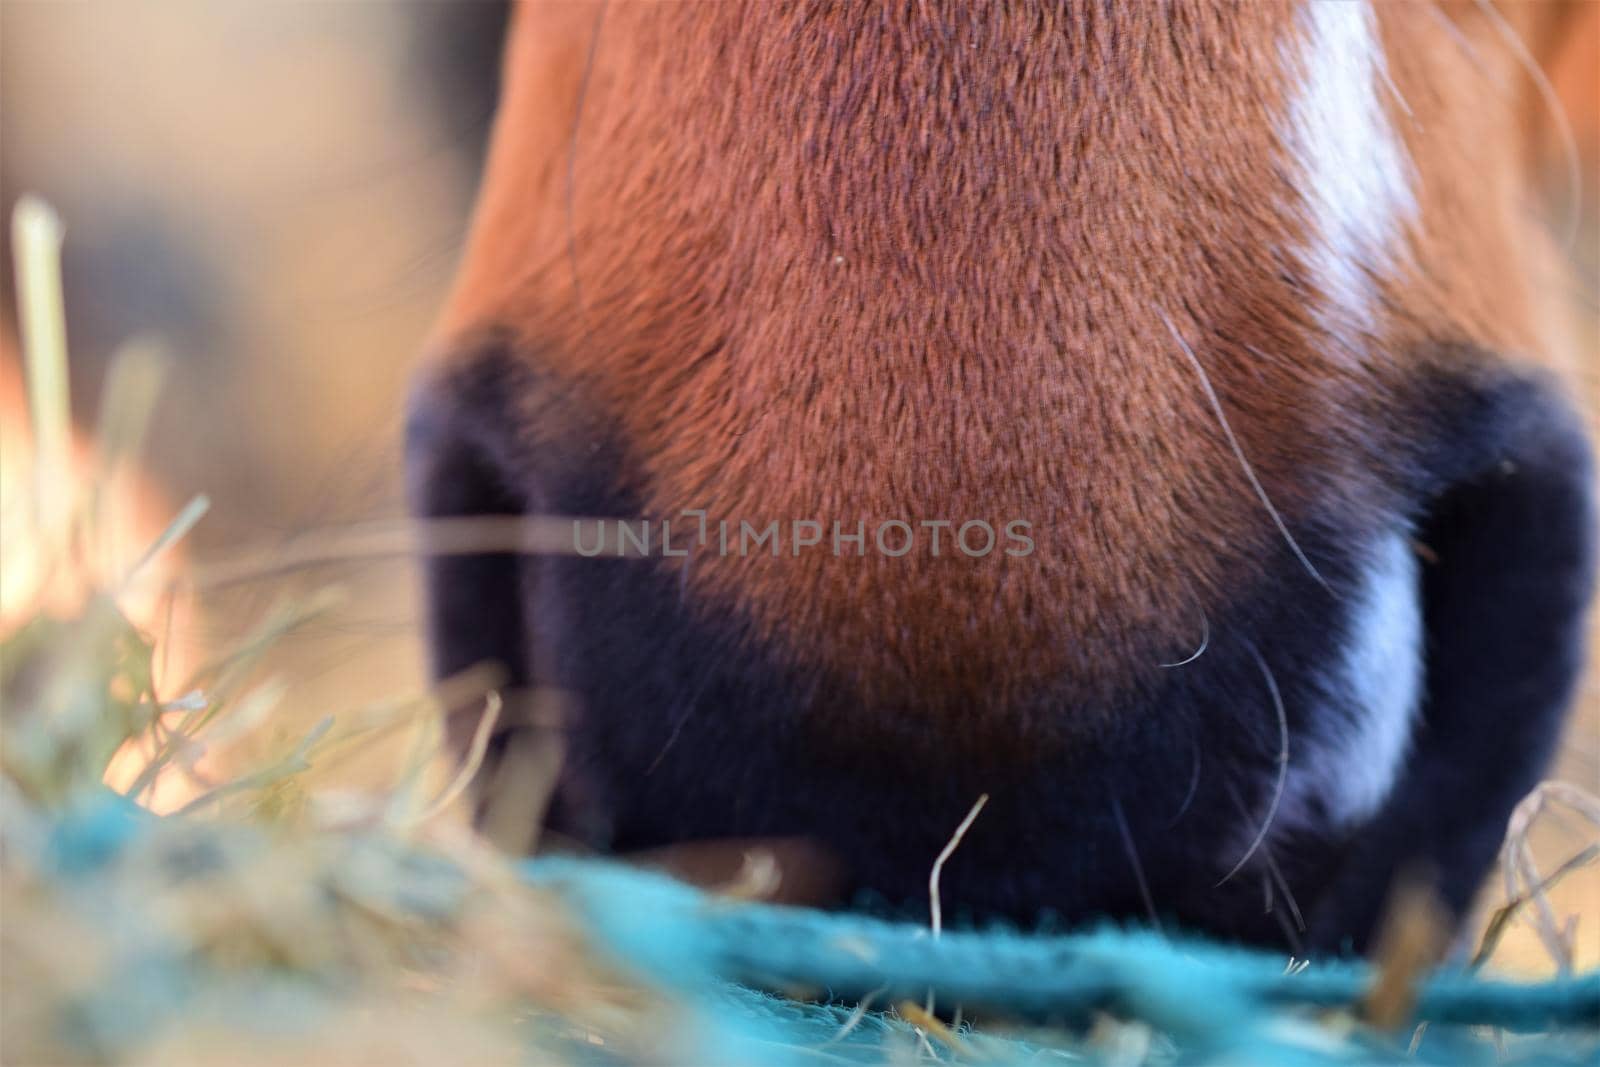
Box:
1472 0 1582 253
1111 795 1163 932
1160 611 1210 668
1216 642 1291 886
1424 1 1505 90
1166 730 1204 827
1263 844 1307 935
1156 306 1331 593
566 0 611 314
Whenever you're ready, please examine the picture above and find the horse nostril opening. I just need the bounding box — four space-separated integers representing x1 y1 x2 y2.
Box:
405 349 535 698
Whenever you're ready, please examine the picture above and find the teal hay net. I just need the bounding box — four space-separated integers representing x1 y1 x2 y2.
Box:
6 785 1597 1066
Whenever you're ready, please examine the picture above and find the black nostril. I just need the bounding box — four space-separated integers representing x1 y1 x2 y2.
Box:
404 352 533 693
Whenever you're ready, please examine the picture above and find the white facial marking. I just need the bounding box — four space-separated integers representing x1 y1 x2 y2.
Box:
1284 531 1424 831
1281 0 1417 334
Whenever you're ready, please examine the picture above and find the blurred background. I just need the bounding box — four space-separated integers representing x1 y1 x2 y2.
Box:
1 0 1596 970
1 0 507 742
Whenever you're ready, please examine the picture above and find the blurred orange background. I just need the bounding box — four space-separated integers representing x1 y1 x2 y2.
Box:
1 1 506 769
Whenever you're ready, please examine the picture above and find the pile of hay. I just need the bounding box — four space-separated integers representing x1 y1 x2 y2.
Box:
4 598 1598 1066
3 198 1597 1065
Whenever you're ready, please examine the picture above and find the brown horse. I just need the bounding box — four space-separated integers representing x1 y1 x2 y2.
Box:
408 1 1595 955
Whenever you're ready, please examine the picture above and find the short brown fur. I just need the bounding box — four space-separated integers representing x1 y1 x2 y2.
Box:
429 1 1571 728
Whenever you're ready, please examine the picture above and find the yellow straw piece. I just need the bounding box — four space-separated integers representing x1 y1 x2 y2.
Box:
11 196 72 538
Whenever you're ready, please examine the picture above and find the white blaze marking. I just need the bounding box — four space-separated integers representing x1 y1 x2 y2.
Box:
1281 0 1417 334
1283 531 1424 830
